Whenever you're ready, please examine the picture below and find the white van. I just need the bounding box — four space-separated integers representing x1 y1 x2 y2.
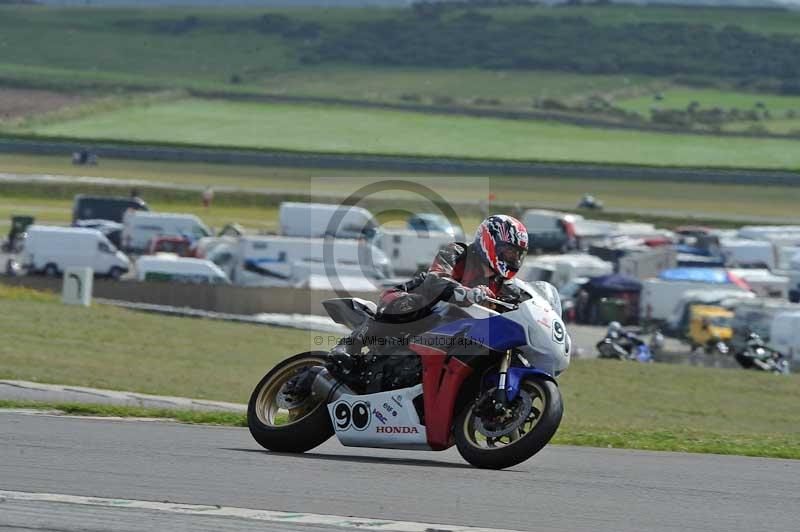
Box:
122 211 212 252
279 202 378 239
516 253 613 288
373 228 452 275
136 256 230 284
205 235 393 287
24 225 130 278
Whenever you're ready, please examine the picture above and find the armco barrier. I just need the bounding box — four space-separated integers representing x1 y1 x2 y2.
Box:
0 276 377 316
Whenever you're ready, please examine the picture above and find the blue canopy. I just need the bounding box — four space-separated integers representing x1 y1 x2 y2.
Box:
659 268 730 284
585 274 642 293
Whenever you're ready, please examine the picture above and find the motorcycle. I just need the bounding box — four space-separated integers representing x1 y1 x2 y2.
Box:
596 332 652 362
247 279 571 470
734 335 790 375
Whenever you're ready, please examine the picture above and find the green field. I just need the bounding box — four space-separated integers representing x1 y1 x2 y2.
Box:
617 88 800 116
263 67 656 108
2 154 800 225
20 98 800 169
1 284 798 459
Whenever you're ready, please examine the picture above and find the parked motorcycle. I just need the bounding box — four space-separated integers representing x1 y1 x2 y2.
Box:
596 331 652 362
734 334 790 375
247 279 571 470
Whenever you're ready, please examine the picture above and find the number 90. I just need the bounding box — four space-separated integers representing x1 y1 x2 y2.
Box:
333 401 370 431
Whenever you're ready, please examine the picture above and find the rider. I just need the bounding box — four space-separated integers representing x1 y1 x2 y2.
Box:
329 214 529 365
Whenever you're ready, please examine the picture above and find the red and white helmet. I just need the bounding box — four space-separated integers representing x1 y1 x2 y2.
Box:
474 215 529 279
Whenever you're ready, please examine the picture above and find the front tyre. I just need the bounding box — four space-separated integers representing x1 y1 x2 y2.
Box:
247 351 333 453
454 376 563 470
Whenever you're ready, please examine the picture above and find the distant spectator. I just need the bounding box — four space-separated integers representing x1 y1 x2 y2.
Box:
202 187 214 209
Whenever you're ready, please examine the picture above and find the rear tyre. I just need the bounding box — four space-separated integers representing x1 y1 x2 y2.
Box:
454 376 563 470
247 351 334 453
108 267 124 280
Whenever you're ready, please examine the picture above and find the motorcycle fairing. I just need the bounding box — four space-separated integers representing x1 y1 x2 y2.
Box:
411 344 474 451
327 384 430 450
483 367 554 403
426 315 528 353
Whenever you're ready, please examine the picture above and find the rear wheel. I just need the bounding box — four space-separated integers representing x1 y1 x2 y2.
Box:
247 351 333 453
108 267 124 280
454 376 563 470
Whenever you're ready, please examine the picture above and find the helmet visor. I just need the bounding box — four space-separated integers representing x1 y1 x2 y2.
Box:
497 243 527 272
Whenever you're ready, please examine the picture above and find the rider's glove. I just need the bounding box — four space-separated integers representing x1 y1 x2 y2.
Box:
466 286 491 305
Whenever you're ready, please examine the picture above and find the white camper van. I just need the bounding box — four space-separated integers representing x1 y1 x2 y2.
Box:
122 211 212 252
373 228 452 275
24 225 130 278
205 235 393 288
136 256 230 284
279 202 378 240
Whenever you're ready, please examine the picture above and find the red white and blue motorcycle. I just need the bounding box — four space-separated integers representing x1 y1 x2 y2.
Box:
247 279 571 470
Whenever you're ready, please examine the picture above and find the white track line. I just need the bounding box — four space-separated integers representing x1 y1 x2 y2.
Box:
0 490 522 532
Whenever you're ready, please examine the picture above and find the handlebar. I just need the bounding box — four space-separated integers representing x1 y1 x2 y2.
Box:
485 297 517 311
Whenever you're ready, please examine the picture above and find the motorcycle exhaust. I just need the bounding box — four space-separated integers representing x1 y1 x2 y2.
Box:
309 366 355 404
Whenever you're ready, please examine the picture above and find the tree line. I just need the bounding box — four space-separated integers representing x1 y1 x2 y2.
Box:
294 11 800 83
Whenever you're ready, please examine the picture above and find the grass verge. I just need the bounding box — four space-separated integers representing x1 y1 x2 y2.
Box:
0 400 245 427
2 285 799 460
1 400 796 459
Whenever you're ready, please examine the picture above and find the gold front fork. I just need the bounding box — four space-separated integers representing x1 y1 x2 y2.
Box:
496 349 512 404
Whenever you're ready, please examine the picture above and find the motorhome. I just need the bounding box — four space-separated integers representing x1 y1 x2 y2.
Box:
727 268 789 298
24 225 130 278
122 211 212 252
373 228 452 275
720 238 776 269
641 269 752 323
279 202 378 239
516 253 613 288
205 236 393 288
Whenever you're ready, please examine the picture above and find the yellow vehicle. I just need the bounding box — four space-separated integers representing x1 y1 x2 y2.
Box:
687 305 734 354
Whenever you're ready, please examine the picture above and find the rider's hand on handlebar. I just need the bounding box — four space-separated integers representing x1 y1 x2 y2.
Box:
465 285 492 305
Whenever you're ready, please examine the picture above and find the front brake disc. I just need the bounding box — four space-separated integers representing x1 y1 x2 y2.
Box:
475 390 533 438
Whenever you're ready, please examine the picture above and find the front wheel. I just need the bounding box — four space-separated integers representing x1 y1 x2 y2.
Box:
247 351 333 453
454 376 563 470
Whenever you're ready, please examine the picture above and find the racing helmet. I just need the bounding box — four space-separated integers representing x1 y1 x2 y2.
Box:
608 321 622 334
474 215 528 279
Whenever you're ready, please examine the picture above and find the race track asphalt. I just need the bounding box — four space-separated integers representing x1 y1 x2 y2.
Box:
1 411 798 532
